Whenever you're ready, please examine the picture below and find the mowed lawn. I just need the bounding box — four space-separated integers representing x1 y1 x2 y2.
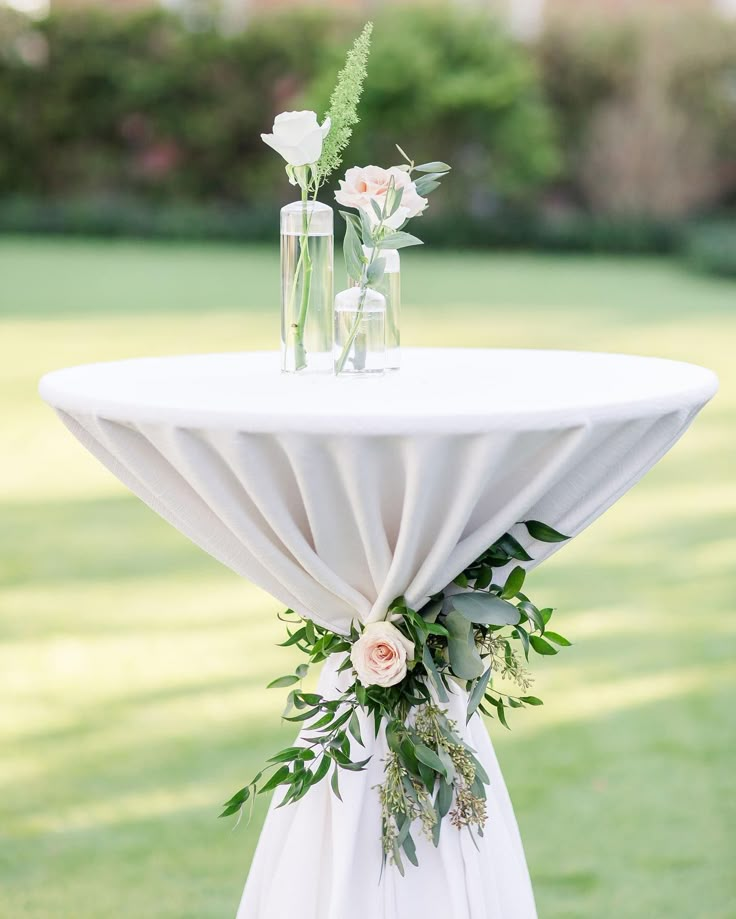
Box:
1 237 735 919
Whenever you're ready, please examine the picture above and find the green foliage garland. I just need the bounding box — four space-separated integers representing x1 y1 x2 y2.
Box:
222 521 571 871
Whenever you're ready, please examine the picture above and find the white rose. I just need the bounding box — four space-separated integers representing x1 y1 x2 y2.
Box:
350 621 414 688
335 165 428 229
261 111 331 167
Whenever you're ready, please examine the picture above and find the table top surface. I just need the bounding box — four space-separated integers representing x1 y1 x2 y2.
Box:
39 348 718 434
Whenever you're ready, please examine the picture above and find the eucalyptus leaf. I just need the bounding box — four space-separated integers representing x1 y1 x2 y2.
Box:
437 777 453 818
340 210 364 283
414 161 451 173
445 609 484 679
402 831 419 867
414 742 448 779
377 231 424 250
451 593 521 627
422 643 449 703
467 666 492 722
366 256 386 287
414 178 441 196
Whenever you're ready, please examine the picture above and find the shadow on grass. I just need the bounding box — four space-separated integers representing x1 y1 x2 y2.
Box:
2 682 734 919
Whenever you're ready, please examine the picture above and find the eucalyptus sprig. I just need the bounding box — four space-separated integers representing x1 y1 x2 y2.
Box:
222 520 571 870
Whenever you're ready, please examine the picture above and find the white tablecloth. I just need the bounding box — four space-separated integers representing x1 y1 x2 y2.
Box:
39 348 717 919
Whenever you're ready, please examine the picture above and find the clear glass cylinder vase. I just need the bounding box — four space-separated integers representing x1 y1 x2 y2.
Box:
350 247 400 371
334 287 386 376
280 200 333 374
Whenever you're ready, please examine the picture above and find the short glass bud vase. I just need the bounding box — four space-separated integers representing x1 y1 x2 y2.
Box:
280 200 333 374
350 247 401 371
334 287 386 377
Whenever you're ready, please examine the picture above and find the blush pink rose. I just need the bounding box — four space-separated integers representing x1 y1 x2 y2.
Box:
335 165 428 229
350 621 415 688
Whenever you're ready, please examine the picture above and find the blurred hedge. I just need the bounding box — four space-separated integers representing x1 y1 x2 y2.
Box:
0 6 557 209
1 4 735 255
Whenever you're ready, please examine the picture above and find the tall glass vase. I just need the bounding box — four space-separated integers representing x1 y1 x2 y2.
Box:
281 200 333 374
351 247 400 371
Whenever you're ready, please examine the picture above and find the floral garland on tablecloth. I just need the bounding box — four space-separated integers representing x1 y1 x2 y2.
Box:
222 521 571 872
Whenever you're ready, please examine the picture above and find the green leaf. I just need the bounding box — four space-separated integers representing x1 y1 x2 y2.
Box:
295 663 309 679
413 178 441 196
445 610 484 680
437 777 453 818
267 674 299 689
519 600 545 633
366 256 386 287
422 644 449 703
377 231 424 250
520 695 544 705
359 207 375 246
277 627 306 647
414 161 451 173
529 635 558 656
330 766 342 801
267 746 304 764
259 765 290 793
402 830 419 867
501 566 526 599
451 593 521 627
496 533 532 562
312 753 331 785
340 210 364 283
514 625 530 660
474 566 494 590
386 183 405 217
348 711 364 747
369 198 383 223
414 743 449 779
467 666 492 722
523 520 569 542
544 631 572 647
420 598 443 622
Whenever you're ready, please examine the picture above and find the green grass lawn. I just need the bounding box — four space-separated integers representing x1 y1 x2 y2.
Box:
1 237 734 918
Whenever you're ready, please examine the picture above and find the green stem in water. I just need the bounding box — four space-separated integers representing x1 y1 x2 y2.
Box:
290 182 314 371
335 235 381 375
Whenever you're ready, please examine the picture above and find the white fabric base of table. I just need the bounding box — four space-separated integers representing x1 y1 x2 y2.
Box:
238 656 536 919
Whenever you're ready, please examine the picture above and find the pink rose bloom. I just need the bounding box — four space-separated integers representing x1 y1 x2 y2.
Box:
335 165 428 229
350 621 415 688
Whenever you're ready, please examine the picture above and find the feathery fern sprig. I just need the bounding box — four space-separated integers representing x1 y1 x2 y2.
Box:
313 21 373 191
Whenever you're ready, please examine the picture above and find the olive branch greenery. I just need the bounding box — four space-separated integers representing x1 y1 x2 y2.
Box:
221 519 571 871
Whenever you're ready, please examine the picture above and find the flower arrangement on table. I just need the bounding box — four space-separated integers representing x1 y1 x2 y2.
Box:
222 521 571 872
260 21 449 376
